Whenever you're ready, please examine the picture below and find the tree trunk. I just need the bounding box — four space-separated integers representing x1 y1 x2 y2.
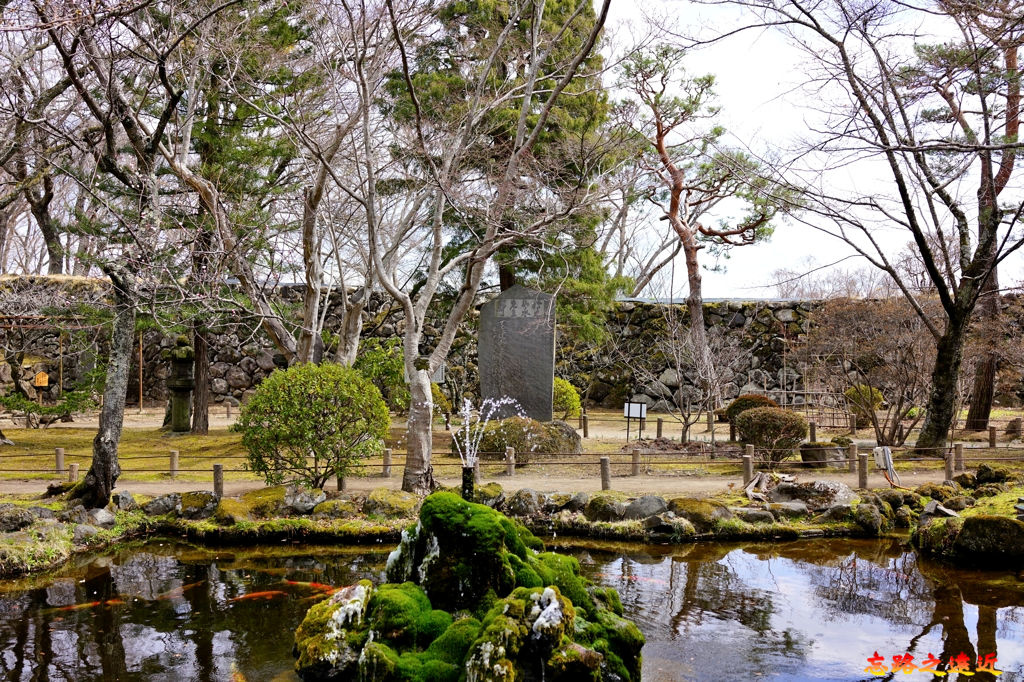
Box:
402 368 435 495
915 317 969 453
965 266 999 430
681 236 719 407
191 324 209 435
74 271 135 508
335 296 365 366
498 260 516 291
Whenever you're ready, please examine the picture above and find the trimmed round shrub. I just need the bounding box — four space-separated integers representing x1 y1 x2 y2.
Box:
845 384 883 428
453 416 581 466
553 378 582 419
431 382 452 416
736 407 808 468
238 363 390 489
725 393 779 424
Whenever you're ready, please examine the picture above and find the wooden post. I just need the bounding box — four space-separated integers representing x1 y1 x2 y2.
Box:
382 448 392 478
600 456 611 490
68 463 79 483
743 444 755 484
55 448 65 474
337 474 346 492
809 421 817 443
444 413 451 431
213 464 224 497
505 447 515 477
988 426 997 448
656 418 663 439
858 453 868 489
226 403 232 419
631 448 641 476
474 459 480 484
138 333 144 414
170 450 179 479
707 410 714 432
849 412 857 435
578 413 584 430
848 443 857 473
730 422 736 442
954 443 964 472
944 450 954 482
582 415 589 438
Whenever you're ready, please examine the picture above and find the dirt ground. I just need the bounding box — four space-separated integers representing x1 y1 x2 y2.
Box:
0 406 964 499
0 468 956 500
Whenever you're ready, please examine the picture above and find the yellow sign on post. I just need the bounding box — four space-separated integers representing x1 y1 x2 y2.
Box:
33 371 49 387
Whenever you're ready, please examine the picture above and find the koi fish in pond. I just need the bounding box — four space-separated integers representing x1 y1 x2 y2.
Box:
283 580 337 593
44 598 124 614
228 590 286 603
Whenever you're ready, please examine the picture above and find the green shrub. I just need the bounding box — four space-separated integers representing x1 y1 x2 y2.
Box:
844 384 883 428
736 407 808 468
453 416 581 465
431 383 452 416
725 393 779 424
238 363 390 488
553 378 582 419
354 338 409 413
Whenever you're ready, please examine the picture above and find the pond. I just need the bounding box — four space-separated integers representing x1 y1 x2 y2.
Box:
0 537 1021 681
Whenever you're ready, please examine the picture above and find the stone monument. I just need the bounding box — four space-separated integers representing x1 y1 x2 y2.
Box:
166 336 195 433
478 285 555 421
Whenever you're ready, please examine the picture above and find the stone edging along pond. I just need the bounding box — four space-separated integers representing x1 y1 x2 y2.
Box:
1 465 1023 579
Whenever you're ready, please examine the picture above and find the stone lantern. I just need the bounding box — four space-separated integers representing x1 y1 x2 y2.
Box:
166 336 195 432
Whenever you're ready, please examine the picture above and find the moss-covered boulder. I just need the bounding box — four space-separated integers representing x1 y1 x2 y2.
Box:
915 482 957 502
364 489 419 519
312 498 362 519
975 463 1013 485
214 498 251 525
295 492 643 681
953 516 1024 560
974 483 1010 498
667 498 734 532
241 486 287 517
583 492 630 522
178 491 219 520
455 416 582 465
474 483 504 508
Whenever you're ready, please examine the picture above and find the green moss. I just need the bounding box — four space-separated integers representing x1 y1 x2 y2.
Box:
312 499 360 518
474 482 504 506
213 498 250 525
963 485 1024 516
368 582 452 649
241 486 285 517
365 488 419 518
532 552 592 617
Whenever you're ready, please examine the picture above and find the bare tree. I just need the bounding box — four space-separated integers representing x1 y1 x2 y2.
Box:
713 0 1024 450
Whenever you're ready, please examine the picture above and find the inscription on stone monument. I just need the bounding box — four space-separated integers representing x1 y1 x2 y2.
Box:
478 285 555 421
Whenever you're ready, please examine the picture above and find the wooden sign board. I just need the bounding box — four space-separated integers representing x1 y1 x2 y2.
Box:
33 371 49 387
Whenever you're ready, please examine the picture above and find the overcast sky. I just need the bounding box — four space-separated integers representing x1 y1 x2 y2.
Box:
608 0 1024 299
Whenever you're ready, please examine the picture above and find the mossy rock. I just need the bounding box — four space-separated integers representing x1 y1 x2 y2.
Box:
853 502 892 536
583 492 631 522
241 486 287 517
666 498 734 532
894 505 914 528
312 498 362 519
213 498 251 525
474 482 504 508
952 472 977 489
974 483 1010 498
297 493 643 681
454 416 582 465
914 483 957 503
944 495 976 511
952 516 1024 564
178 491 219 520
912 517 964 558
976 463 1013 485
364 489 419 519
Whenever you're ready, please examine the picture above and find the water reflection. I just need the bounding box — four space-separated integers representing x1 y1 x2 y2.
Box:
551 538 1024 682
0 538 1021 681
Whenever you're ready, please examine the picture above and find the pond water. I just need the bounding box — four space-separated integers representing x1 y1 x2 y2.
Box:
0 537 1022 681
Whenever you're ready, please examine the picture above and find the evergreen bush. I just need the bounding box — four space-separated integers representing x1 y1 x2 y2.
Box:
725 393 779 424
736 407 808 468
238 363 389 488
553 377 582 419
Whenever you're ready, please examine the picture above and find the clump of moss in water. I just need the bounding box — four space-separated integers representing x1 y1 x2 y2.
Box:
293 491 643 681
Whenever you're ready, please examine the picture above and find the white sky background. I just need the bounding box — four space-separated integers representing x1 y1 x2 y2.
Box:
608 0 1024 299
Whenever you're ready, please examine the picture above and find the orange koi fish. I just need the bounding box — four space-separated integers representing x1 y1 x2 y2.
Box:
284 580 337 593
104 599 124 606
55 601 102 612
228 590 286 603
